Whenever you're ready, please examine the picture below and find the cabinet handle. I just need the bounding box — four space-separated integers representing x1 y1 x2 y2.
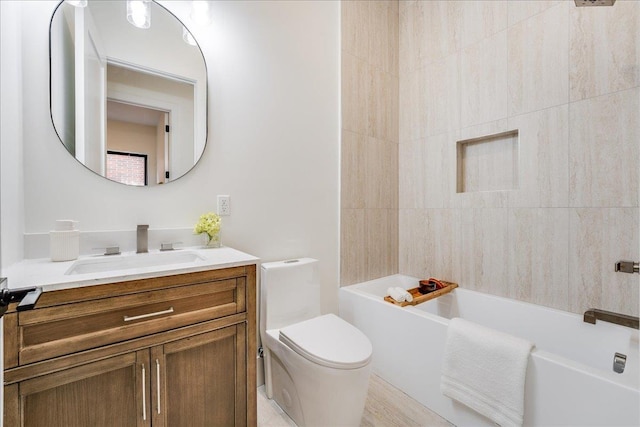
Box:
142 363 147 421
156 359 161 415
124 307 174 322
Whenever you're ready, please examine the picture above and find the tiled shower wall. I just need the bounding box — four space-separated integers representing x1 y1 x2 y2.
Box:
398 0 639 315
341 1 399 285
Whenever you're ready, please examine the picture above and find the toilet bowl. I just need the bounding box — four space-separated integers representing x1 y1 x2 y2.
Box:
260 258 373 426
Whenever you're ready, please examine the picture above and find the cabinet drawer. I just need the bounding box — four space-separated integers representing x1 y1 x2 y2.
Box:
17 278 246 365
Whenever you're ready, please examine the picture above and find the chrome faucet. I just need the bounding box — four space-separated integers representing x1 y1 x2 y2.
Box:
137 225 149 253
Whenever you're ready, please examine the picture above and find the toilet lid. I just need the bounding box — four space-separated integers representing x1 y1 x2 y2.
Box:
279 314 372 370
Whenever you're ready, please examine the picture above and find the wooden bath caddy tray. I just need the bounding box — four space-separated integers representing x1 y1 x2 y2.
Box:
384 281 458 307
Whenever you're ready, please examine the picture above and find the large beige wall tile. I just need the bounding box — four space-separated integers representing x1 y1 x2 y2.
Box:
460 31 508 128
399 209 426 278
569 208 639 316
342 52 369 135
399 141 425 209
342 0 370 60
570 0 639 101
417 1 462 66
389 2 399 77
370 1 399 75
341 130 366 209
399 133 455 210
399 0 415 14
453 188 510 210
340 0 398 286
366 137 398 209
389 208 399 277
508 3 569 116
400 208 450 280
457 208 509 294
425 133 456 209
341 209 367 286
508 105 569 207
366 209 398 280
507 0 564 26
399 69 426 142
423 209 456 281
424 54 460 137
399 1 423 74
389 75 399 143
369 67 398 141
569 88 639 207
460 0 508 49
390 0 399 17
508 208 569 310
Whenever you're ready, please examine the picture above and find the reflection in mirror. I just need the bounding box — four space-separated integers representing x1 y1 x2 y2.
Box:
50 0 207 186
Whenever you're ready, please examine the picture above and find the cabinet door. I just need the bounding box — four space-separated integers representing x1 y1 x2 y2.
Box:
152 323 247 427
13 351 149 427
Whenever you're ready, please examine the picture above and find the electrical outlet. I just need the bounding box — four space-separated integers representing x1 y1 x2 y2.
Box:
217 195 230 216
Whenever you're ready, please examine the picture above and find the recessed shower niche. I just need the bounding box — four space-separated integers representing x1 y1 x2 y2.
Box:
456 130 519 193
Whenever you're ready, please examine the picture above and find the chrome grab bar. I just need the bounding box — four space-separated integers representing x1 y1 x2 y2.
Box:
583 308 639 330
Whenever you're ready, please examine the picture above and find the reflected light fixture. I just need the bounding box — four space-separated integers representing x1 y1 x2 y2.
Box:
127 0 151 29
182 27 197 46
190 1 212 26
66 0 87 7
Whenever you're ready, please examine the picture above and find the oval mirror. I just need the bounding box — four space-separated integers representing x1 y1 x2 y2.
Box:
50 0 207 186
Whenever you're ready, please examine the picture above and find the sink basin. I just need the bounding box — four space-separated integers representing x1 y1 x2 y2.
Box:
65 251 206 275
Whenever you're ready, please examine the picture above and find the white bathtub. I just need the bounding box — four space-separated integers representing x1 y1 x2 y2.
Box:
339 275 640 426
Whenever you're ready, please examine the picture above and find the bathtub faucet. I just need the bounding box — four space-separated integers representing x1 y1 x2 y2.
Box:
583 308 639 330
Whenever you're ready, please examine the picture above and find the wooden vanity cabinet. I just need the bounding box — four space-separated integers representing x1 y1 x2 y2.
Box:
3 265 257 427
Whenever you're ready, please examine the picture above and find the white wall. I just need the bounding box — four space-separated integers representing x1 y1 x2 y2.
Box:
1 1 25 270
1 1 26 421
6 0 341 314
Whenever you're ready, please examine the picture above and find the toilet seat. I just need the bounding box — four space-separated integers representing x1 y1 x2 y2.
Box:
278 314 372 370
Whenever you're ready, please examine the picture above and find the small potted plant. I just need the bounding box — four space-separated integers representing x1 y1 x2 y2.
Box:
194 212 222 248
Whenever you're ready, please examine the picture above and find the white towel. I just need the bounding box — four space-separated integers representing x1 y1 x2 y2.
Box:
441 318 534 427
387 287 405 302
387 287 413 303
396 287 413 302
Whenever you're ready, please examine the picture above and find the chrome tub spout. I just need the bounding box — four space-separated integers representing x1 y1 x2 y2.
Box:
583 308 639 330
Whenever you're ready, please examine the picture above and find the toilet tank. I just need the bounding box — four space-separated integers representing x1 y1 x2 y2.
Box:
260 258 321 331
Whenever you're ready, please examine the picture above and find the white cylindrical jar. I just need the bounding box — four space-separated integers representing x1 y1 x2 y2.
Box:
50 220 80 261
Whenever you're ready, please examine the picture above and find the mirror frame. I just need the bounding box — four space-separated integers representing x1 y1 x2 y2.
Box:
49 0 209 186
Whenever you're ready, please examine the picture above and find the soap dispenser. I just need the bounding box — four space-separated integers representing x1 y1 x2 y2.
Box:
50 220 80 261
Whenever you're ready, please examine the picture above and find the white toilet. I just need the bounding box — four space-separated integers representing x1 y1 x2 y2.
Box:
260 258 373 426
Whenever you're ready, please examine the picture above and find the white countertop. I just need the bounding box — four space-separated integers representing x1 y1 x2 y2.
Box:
2 246 259 292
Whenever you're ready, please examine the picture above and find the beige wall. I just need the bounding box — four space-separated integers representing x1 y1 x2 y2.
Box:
341 0 399 285
398 0 638 316
107 120 158 185
341 0 639 317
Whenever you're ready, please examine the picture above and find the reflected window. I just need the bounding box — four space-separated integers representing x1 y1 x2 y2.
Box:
106 151 147 186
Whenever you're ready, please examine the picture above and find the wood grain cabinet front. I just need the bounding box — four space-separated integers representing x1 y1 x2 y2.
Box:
3 265 257 427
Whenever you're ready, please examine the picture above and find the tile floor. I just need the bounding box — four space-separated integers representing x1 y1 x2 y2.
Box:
258 373 453 427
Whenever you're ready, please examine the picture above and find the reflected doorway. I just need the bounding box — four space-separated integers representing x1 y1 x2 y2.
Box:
106 100 169 186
